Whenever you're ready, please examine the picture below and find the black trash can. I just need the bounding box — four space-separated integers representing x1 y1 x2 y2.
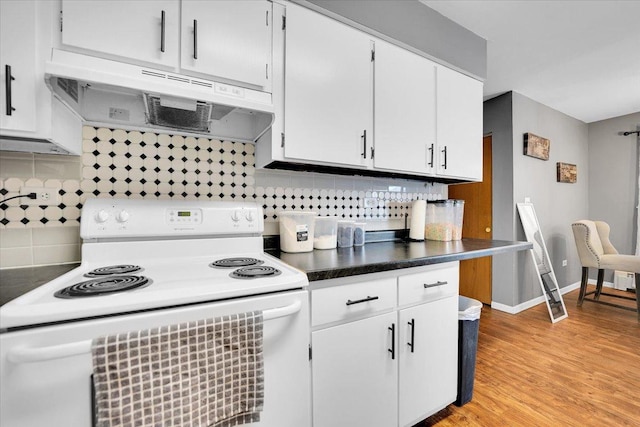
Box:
455 295 482 406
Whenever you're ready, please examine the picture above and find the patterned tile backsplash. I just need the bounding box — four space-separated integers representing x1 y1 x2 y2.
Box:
0 126 446 268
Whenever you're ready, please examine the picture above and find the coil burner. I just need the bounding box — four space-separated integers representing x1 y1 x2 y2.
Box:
230 266 282 280
84 265 143 277
209 258 264 269
54 276 151 298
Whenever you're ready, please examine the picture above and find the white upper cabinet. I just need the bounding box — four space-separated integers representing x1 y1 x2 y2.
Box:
1 0 81 154
283 5 372 168
374 41 437 175
180 1 271 90
436 65 483 181
60 0 272 91
1 0 38 132
61 0 180 69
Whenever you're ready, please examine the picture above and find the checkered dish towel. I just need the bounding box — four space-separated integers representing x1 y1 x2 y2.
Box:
92 311 264 427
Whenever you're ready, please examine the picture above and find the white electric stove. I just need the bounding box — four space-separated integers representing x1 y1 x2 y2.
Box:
0 198 311 427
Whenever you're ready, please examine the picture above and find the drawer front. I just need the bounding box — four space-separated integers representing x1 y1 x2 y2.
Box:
312 278 397 327
398 264 458 306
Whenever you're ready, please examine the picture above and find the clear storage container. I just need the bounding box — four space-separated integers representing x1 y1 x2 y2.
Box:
314 216 338 250
452 200 465 240
353 222 366 246
279 211 317 253
425 200 456 241
337 220 355 248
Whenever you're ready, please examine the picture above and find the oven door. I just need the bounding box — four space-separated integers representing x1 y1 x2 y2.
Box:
0 290 310 427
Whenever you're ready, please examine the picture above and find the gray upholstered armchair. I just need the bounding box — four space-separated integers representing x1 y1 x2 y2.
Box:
571 220 639 320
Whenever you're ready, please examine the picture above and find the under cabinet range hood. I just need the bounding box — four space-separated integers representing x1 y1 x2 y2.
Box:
45 50 275 142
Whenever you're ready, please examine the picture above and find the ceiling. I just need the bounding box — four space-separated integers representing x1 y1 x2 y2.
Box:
420 0 640 123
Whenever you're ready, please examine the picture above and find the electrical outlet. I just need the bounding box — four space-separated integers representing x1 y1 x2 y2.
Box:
364 197 378 208
562 259 568 267
20 187 60 206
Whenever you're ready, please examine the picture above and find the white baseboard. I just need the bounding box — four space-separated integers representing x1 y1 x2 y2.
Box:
490 280 613 314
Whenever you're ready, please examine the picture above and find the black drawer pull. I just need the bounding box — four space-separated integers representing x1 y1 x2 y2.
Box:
441 146 448 169
193 19 198 59
160 10 166 52
346 295 379 306
388 323 395 360
407 318 415 353
424 281 448 289
5 64 15 116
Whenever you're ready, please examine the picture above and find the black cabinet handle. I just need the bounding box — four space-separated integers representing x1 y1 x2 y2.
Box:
361 130 367 159
441 146 448 169
424 280 448 289
428 143 434 167
5 65 15 116
160 10 166 53
193 19 198 59
388 323 395 360
345 295 379 306
407 318 415 353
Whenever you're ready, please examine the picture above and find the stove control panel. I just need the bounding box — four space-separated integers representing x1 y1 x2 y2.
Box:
81 198 264 239
167 209 203 224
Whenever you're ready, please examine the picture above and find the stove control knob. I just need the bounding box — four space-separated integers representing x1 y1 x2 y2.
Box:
116 210 130 223
95 209 109 223
245 210 255 222
231 210 241 222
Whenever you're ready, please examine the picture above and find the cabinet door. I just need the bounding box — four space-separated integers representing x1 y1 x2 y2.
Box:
398 296 458 426
181 1 271 90
374 41 437 175
284 5 372 168
436 66 483 180
0 0 37 132
61 0 179 68
312 312 397 427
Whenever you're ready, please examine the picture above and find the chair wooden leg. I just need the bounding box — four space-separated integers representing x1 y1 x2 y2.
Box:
578 267 589 307
594 269 605 300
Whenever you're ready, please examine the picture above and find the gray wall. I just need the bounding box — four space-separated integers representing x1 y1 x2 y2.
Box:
588 112 640 262
511 92 589 304
485 92 590 307
299 0 487 79
484 93 517 306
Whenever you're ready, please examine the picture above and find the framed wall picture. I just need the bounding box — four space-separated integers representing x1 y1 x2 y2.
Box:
523 133 550 160
557 162 577 183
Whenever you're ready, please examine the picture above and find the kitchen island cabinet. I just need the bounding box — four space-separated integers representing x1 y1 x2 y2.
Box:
310 262 459 427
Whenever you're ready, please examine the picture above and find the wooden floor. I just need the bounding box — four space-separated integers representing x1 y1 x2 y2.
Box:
418 287 640 427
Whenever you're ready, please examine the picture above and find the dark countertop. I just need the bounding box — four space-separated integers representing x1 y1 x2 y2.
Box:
0 238 531 306
0 263 79 306
269 238 532 282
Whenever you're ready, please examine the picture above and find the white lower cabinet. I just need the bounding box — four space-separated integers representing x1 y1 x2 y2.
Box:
310 263 459 427
398 296 458 426
312 311 398 427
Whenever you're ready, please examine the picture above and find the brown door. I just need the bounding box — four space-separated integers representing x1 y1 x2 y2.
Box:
448 135 493 304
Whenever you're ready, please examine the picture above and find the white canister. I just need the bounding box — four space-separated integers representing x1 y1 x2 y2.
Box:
279 211 317 253
409 200 426 241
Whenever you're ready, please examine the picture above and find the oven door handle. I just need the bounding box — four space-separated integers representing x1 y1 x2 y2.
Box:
7 301 303 364
263 300 302 320
7 340 91 364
